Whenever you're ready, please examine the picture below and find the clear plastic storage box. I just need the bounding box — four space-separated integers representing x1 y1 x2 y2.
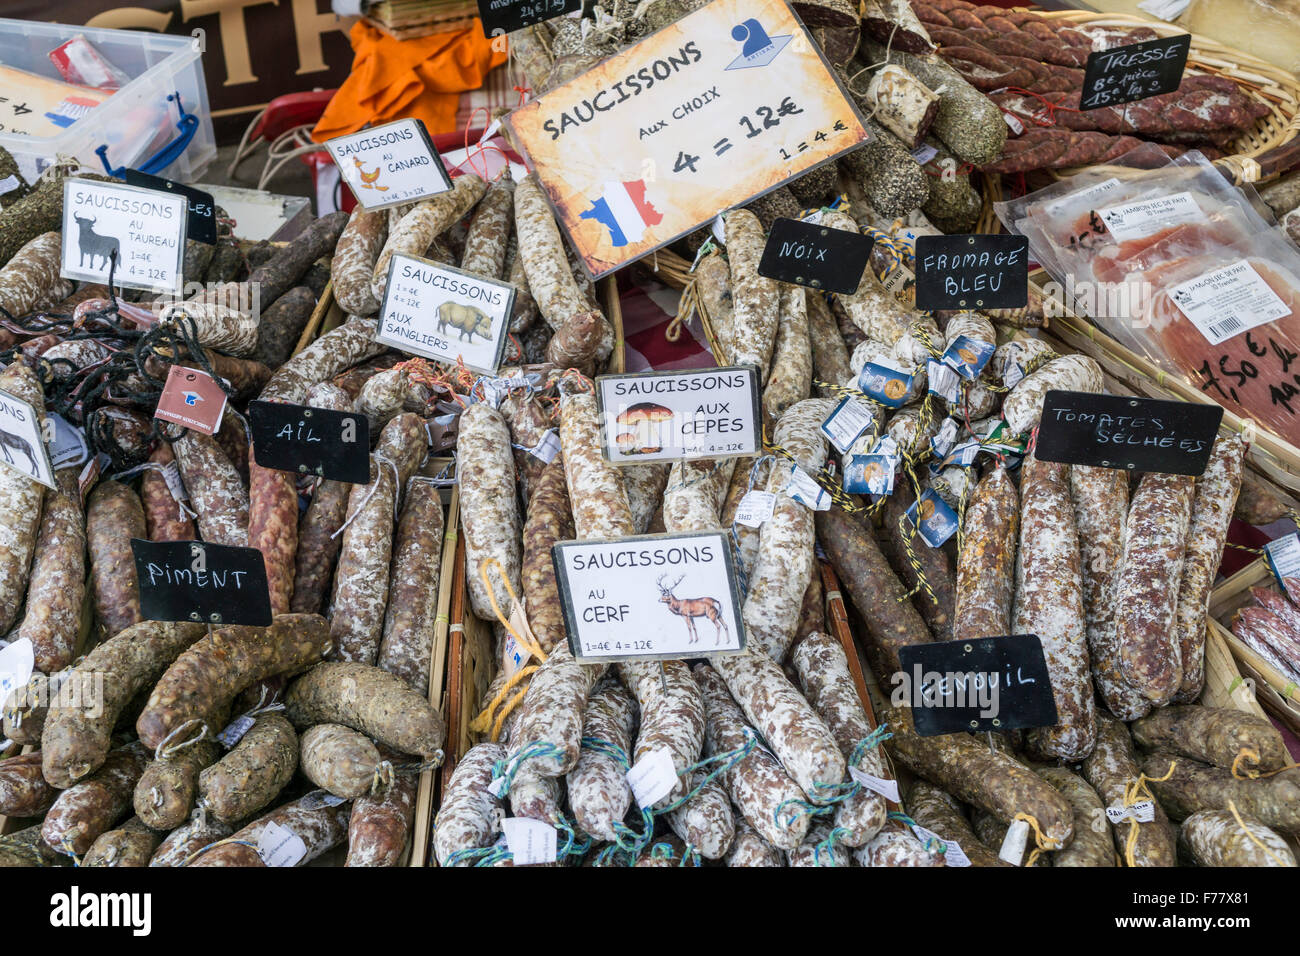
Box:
0 19 215 184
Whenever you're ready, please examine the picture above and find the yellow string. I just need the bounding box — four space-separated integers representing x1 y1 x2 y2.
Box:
1230 747 1300 780
1225 800 1291 867
1012 812 1059 868
467 557 548 741
1121 761 1177 868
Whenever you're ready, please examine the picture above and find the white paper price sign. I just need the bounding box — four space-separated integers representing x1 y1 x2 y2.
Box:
506 0 869 277
0 388 56 490
595 367 760 463
553 530 746 662
0 637 35 713
324 118 452 210
60 179 186 293
377 253 515 374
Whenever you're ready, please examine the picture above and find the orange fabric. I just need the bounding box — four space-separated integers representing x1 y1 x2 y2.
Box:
312 21 507 142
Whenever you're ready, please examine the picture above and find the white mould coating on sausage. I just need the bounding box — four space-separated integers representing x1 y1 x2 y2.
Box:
666 770 735 860
0 362 46 635
434 742 507 866
332 207 388 315
459 172 515 280
722 456 769 572
0 232 62 318
942 311 995 353
851 339 926 405
693 663 810 851
725 209 781 383
514 175 592 332
188 793 352 867
512 641 608 778
856 822 946 867
787 820 850 866
762 284 812 430
1079 713 1177 867
560 388 636 539
725 816 786 866
695 250 736 364
508 760 564 822
458 402 522 621
1013 454 1095 761
993 336 1056 389
621 462 670 534
1179 810 1296 867
1172 434 1244 701
791 631 888 847
148 815 234 867
567 679 637 843
1069 466 1149 721
172 430 249 548
820 211 916 347
742 398 831 661
371 175 487 301
617 659 704 808
1114 472 1195 705
1002 354 1103 435
260 317 387 405
16 468 84 673
713 648 845 804
664 458 736 534
160 301 258 357
377 477 444 696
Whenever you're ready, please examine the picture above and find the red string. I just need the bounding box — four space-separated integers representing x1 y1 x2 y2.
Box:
997 87 1083 128
463 107 492 180
514 85 531 107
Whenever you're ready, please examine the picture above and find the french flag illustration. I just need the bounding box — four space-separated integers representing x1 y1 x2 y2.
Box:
580 180 663 247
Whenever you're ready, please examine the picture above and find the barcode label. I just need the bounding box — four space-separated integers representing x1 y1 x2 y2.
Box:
1169 259 1290 346
1208 316 1243 339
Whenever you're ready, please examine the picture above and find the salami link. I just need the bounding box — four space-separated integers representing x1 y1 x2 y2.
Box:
663 459 735 534
148 816 234 867
0 361 46 634
567 680 637 842
377 476 444 695
1035 767 1116 867
458 402 522 622
0 232 61 317
1172 434 1243 701
198 713 299 822
725 817 786 866
260 317 387 405
1178 810 1296 867
141 443 195 543
1131 705 1288 773
187 793 351 867
42 741 151 856
1079 713 1177 867
791 631 888 846
459 173 514 280
1013 454 1094 761
332 207 388 316
1114 472 1195 705
666 770 735 860
954 464 1017 641
1069 466 1148 721
905 782 1009 866
300 722 387 799
290 384 353 615
346 770 417 866
433 742 506 866
762 284 812 431
617 659 704 807
15 469 85 673
0 751 59 817
694 663 810 850
1002 354 1103 434
248 439 298 615
878 482 957 643
371 175 487 301
132 738 222 830
725 209 781 382
560 387 635 539
521 454 574 655
172 431 249 548
82 817 162 867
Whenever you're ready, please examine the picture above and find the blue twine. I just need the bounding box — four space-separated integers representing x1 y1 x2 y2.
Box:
888 811 946 858
814 826 852 866
776 725 896 827
444 845 496 867
490 740 568 799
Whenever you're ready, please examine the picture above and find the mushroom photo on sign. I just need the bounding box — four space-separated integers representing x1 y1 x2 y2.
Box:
616 403 673 455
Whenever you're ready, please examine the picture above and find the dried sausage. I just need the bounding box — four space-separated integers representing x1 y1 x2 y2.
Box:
617 659 704 807
377 476 444 695
521 455 574 655
725 209 781 382
141 443 195 543
15 468 85 673
1131 706 1289 773
333 207 388 316
133 738 223 830
372 176 486 301
42 741 151 856
459 402 522 622
172 431 249 548
1178 810 1296 867
0 361 46 634
954 464 1017 642
301 722 387 799
346 770 416 866
187 792 351 867
198 713 298 823
1080 713 1177 867
433 741 506 866
82 817 162 867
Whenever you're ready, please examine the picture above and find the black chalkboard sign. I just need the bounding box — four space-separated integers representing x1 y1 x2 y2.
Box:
914 234 1028 312
478 0 582 38
898 635 1058 737
1080 35 1191 111
249 400 370 484
757 217 874 295
132 539 273 627
1034 391 1223 476
122 170 217 245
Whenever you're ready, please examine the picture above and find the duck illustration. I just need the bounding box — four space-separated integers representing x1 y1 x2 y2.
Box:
353 156 387 191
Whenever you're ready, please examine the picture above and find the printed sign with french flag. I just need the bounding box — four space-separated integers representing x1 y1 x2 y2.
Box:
580 180 663 248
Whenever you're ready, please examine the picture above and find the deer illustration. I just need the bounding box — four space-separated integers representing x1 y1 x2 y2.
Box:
73 214 120 271
657 574 729 646
0 426 37 476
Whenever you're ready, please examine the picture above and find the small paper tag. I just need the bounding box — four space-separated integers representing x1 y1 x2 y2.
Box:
820 396 876 454
1096 192 1205 242
155 365 228 435
0 174 20 198
712 213 727 245
46 412 88 469
161 460 188 503
215 715 255 748
910 824 972 867
857 361 913 409
904 489 959 548
944 440 980 468
501 817 558 865
626 747 678 808
847 766 900 802
927 360 961 403
842 454 895 496
258 821 308 867
528 429 560 464
1135 0 1190 20
999 818 1030 866
734 490 776 528
1003 112 1025 135
1267 534 1300 591
785 465 831 511
930 418 959 460
0 637 35 709
503 600 537 679
882 266 913 295
910 145 938 165
1106 801 1156 824
487 776 508 799
943 334 995 380
298 789 348 810
1168 258 1291 346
